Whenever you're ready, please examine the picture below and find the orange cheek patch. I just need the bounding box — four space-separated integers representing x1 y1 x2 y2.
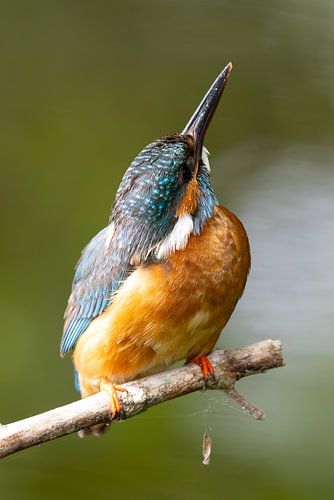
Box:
176 178 200 216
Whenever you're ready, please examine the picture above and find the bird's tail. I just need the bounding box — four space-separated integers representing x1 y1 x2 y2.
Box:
77 423 108 438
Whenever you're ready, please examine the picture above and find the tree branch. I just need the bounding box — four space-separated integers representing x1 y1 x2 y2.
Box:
0 339 283 459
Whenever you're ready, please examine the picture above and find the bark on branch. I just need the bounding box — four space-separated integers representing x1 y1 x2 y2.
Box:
0 339 284 459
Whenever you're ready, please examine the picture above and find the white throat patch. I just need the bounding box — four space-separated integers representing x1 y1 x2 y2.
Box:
202 146 211 172
155 214 194 259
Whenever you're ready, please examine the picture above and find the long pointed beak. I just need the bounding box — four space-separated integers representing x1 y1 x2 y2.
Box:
182 62 232 162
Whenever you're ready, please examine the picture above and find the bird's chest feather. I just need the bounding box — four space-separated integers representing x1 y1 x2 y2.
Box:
73 206 250 384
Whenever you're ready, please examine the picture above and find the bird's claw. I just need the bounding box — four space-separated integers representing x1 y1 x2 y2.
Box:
190 355 216 389
100 379 127 420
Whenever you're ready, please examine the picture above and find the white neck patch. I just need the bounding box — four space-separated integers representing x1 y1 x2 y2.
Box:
153 148 209 260
202 146 211 172
155 213 194 259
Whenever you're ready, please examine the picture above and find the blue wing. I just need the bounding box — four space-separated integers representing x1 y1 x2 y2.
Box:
60 224 130 355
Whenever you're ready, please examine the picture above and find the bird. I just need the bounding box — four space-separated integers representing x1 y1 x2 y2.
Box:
60 62 250 436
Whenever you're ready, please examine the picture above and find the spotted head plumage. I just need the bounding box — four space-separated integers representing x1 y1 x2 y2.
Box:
60 63 232 356
111 134 217 258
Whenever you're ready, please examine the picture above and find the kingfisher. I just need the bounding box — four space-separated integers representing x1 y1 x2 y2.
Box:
60 62 250 436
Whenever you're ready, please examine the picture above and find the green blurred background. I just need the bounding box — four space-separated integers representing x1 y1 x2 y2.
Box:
1 0 333 498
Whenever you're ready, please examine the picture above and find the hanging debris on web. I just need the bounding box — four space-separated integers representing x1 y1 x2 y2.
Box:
202 431 212 465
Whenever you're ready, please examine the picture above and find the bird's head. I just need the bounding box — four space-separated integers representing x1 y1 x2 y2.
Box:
111 63 232 259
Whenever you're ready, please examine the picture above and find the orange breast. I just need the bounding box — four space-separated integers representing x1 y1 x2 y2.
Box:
73 206 250 396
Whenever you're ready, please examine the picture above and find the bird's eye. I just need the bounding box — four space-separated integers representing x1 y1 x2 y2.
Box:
181 158 194 183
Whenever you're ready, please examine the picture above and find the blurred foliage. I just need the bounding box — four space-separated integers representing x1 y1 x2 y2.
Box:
1 0 334 499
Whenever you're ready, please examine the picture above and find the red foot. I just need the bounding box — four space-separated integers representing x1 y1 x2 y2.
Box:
189 355 215 387
100 379 127 418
